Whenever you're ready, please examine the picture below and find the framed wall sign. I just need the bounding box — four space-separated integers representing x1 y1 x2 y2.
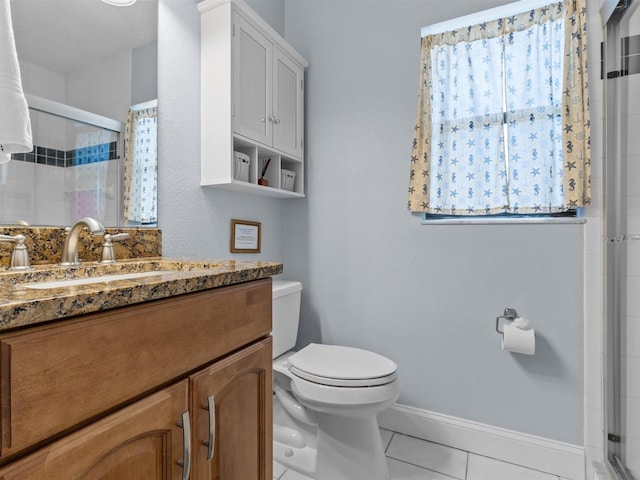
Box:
230 219 261 253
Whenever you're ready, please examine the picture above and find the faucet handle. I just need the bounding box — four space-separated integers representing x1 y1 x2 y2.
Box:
0 234 32 271
108 233 130 242
99 233 130 264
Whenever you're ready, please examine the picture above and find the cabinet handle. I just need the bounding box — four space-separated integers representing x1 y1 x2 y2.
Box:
176 411 192 480
202 394 216 461
268 116 275 123
274 117 281 124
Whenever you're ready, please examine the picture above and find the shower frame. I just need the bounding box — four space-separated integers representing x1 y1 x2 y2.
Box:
601 0 637 479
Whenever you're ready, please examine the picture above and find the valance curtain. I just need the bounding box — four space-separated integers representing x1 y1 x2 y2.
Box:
123 106 158 224
408 0 590 215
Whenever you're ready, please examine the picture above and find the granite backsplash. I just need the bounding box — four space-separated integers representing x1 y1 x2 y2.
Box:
0 226 162 269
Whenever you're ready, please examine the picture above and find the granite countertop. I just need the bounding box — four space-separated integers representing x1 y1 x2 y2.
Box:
0 258 283 332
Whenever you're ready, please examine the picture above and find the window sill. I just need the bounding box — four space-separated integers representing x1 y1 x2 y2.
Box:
420 216 586 225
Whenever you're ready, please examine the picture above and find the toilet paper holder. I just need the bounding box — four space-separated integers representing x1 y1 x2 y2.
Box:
495 308 519 335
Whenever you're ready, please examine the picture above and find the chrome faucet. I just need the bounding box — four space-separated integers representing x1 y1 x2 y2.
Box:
59 217 105 266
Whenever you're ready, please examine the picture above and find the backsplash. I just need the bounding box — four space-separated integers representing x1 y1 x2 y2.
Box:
10 141 118 168
0 226 162 268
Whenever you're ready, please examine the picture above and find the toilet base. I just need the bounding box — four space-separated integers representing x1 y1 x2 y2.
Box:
273 414 390 480
274 436 317 478
315 412 390 480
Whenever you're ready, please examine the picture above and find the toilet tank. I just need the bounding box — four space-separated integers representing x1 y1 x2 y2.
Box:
272 280 303 358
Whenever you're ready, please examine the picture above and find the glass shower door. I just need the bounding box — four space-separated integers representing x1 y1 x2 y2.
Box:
603 1 640 479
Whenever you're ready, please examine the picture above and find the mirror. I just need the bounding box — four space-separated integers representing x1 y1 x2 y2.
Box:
0 0 158 227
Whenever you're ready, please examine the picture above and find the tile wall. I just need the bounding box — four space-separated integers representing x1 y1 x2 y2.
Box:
620 27 640 477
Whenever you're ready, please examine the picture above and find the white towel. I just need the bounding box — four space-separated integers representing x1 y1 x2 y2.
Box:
0 0 32 165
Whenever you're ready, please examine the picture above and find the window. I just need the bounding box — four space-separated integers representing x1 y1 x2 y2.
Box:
123 102 158 225
408 0 590 217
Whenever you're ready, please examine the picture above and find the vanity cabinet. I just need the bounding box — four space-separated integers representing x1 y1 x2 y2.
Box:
199 0 308 198
0 279 273 479
0 381 189 479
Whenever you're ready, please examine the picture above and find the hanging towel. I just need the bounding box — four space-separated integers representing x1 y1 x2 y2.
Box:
0 0 32 164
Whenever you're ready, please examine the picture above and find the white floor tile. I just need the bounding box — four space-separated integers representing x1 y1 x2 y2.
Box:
388 458 457 480
467 454 559 480
280 469 314 480
274 461 287 479
380 428 394 451
386 433 467 480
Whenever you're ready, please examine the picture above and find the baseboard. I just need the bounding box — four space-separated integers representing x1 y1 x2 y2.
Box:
378 403 586 480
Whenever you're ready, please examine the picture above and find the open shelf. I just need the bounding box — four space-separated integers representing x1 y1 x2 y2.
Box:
231 135 304 196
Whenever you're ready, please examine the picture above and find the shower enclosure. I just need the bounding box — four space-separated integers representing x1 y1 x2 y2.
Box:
0 95 122 226
603 1 640 479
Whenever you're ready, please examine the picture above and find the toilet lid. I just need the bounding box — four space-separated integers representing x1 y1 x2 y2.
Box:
287 344 397 387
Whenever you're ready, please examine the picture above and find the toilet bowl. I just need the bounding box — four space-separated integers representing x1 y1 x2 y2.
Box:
271 280 399 480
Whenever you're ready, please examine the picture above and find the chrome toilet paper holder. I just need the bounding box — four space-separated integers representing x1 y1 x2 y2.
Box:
495 308 519 335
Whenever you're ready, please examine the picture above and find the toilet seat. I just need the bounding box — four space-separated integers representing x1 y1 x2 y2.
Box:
287 343 397 387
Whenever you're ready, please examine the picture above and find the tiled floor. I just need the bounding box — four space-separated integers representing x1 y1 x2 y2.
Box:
274 429 573 480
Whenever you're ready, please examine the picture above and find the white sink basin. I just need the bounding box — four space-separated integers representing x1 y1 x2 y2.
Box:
22 271 170 290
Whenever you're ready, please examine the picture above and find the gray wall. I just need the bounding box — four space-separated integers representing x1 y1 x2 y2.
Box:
246 0 285 36
131 42 158 105
158 0 286 263
157 0 586 445
282 0 585 445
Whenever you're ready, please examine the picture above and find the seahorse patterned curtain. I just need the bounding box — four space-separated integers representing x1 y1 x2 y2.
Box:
408 0 590 215
123 106 158 224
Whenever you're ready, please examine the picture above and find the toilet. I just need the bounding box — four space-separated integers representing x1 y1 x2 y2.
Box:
271 280 399 480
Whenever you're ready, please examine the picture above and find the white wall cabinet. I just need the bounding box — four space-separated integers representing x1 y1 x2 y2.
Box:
199 0 308 198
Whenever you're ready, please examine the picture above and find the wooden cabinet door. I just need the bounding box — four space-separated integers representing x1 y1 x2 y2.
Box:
272 48 304 160
0 381 189 480
233 11 272 146
191 338 273 480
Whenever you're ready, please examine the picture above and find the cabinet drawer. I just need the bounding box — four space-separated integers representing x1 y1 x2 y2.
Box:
0 279 271 458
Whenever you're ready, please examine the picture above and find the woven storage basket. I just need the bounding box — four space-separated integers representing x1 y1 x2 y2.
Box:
280 169 296 191
233 152 250 182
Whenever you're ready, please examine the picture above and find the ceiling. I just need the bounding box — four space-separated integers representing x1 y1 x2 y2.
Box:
10 0 157 74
